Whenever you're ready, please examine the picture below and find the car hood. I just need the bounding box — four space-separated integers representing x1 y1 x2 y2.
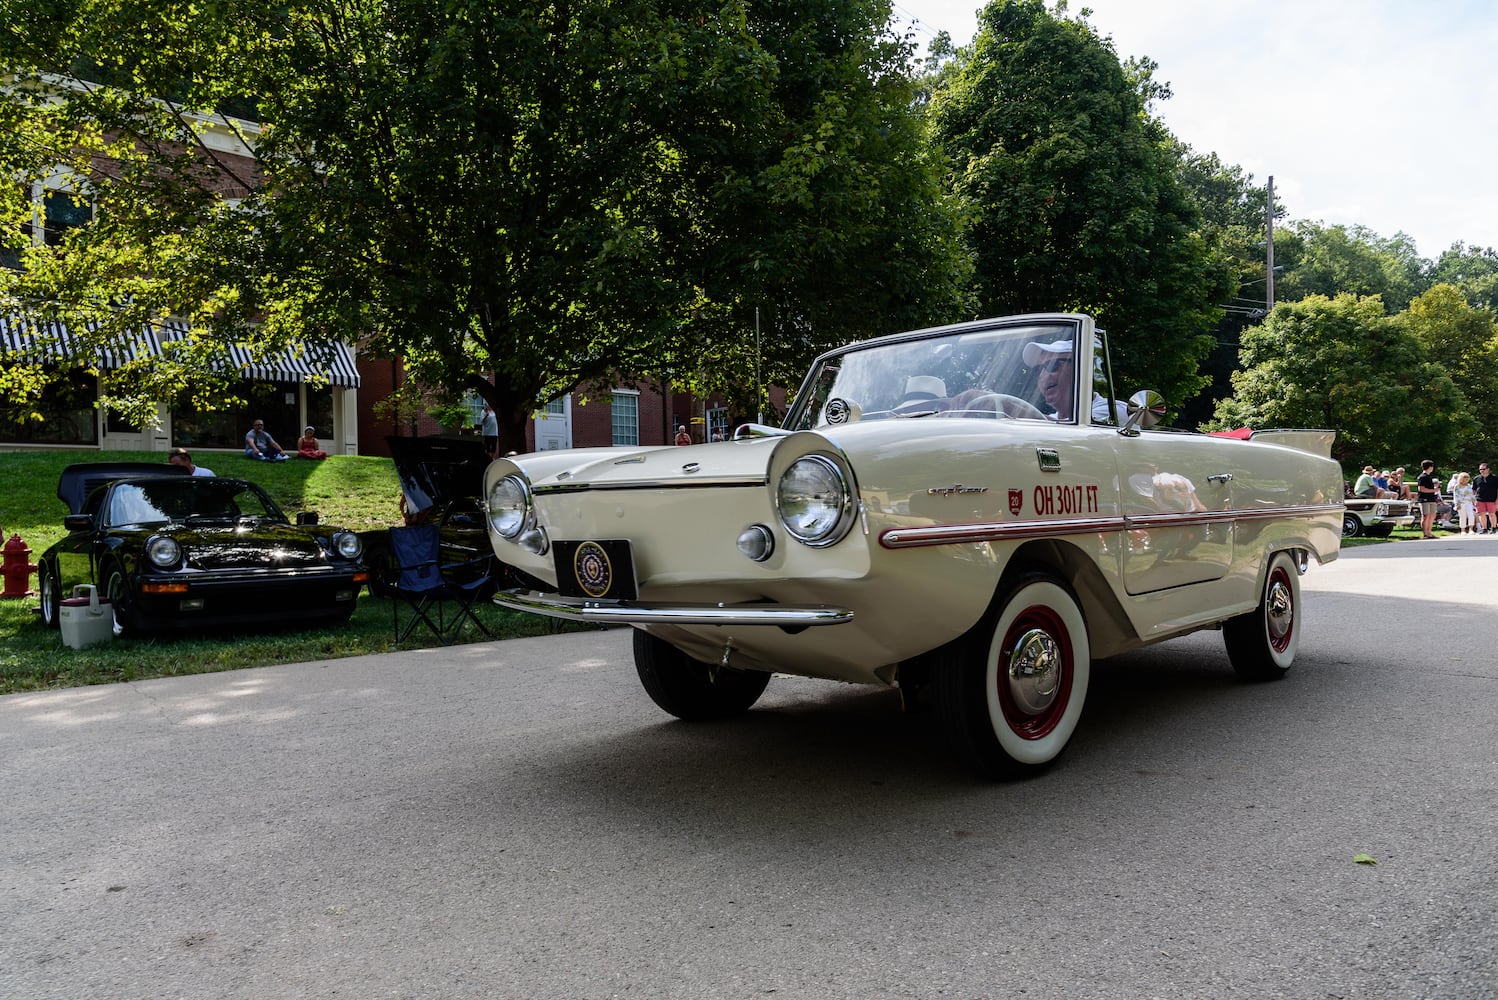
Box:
386 435 492 518
150 524 339 570
522 439 780 491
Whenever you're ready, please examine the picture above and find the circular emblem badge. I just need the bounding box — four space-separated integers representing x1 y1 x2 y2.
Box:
573 541 614 598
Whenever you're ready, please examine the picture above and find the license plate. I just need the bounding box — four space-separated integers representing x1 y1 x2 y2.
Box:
553 540 638 600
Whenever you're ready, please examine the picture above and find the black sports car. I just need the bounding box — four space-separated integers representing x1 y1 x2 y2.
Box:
37 463 368 635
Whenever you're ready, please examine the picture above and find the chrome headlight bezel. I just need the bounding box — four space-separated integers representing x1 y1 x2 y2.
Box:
145 535 182 569
332 531 363 560
487 474 533 540
775 454 856 548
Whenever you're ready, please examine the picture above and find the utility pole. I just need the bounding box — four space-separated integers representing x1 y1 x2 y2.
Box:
1266 175 1275 313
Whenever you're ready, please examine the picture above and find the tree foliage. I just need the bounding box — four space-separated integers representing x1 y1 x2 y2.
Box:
1403 283 1498 467
1210 294 1470 468
1 0 968 451
1273 221 1429 314
924 0 1230 409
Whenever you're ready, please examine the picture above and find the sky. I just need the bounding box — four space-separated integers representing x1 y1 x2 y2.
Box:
892 0 1498 261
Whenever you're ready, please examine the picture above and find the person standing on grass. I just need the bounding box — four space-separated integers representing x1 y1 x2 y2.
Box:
1473 462 1498 534
1455 472 1477 534
1416 460 1441 538
480 403 499 458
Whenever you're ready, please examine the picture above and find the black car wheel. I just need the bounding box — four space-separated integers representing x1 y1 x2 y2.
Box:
1341 512 1363 538
101 561 134 637
632 629 770 720
38 563 61 629
1222 551 1299 682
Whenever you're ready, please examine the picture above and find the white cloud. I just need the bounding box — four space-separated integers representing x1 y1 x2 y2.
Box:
894 0 1498 258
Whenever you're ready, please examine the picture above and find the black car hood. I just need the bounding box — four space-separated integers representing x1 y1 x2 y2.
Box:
57 463 189 515
386 435 491 520
160 524 333 570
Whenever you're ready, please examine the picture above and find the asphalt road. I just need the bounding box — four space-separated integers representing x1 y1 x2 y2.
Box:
3 539 1496 999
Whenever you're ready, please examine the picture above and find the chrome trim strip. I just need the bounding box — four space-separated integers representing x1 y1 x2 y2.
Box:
883 517 1128 548
879 503 1342 549
492 590 855 626
535 477 768 496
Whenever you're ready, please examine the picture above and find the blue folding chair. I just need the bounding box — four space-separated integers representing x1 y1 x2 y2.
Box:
389 523 495 644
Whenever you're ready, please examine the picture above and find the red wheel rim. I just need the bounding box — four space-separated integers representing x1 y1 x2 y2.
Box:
996 603 1073 740
1265 566 1295 654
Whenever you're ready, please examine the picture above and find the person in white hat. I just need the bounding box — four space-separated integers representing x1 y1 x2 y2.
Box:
1020 339 1125 423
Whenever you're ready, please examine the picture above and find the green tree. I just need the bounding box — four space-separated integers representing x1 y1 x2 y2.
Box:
924 0 1230 409
1 0 968 452
1430 242 1498 312
1403 283 1498 467
1170 146 1279 427
1273 222 1430 314
1209 293 1469 468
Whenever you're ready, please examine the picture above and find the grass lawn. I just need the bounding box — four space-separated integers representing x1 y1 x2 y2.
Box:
0 448 597 694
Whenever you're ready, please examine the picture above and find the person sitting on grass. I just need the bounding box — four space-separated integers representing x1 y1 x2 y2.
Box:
296 426 329 460
244 419 289 461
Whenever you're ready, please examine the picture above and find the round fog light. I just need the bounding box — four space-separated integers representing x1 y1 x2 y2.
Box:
737 524 775 562
518 526 549 556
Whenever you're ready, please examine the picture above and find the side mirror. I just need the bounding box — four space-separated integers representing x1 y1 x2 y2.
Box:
64 514 93 532
1119 390 1166 436
296 511 320 526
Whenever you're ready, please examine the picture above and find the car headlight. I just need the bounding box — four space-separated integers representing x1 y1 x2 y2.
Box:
776 455 855 547
146 535 181 568
332 531 363 559
488 475 532 539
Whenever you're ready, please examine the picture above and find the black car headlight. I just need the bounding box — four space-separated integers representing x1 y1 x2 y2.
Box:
488 475 533 539
146 535 181 568
776 455 855 547
332 531 363 560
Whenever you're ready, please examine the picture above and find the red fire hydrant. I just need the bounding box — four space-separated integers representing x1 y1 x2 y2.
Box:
2 533 38 599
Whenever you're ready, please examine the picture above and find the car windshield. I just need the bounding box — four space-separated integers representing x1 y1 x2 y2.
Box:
105 479 288 528
785 320 1085 431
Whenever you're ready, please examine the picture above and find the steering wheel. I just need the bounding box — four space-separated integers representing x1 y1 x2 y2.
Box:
961 393 1045 420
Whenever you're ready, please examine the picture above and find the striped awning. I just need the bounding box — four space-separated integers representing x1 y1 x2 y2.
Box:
1 315 360 388
209 339 362 388
0 315 164 369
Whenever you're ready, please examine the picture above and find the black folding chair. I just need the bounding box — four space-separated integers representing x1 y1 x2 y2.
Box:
389 523 496 645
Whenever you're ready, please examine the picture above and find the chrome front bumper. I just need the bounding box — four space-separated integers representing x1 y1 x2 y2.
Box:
493 589 854 627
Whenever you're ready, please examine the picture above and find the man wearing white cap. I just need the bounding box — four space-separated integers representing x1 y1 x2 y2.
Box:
1020 339 1124 423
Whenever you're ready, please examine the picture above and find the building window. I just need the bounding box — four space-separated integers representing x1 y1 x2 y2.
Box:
43 191 92 246
0 369 99 445
172 380 302 449
611 390 639 446
706 407 728 441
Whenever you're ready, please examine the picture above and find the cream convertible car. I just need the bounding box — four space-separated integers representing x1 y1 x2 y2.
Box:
485 314 1343 777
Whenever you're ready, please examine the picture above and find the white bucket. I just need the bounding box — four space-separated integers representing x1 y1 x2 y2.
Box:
60 585 115 650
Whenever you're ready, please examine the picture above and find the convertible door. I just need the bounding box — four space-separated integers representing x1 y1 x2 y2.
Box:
1114 433 1237 595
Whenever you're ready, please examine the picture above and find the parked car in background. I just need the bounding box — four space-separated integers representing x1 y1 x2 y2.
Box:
36 463 367 635
359 436 508 596
1342 494 1415 537
482 313 1344 778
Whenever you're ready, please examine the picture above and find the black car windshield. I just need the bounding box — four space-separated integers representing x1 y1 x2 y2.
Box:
105 479 288 528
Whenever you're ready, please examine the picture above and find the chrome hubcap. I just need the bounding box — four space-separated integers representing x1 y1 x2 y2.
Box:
1007 627 1061 715
1266 577 1293 645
